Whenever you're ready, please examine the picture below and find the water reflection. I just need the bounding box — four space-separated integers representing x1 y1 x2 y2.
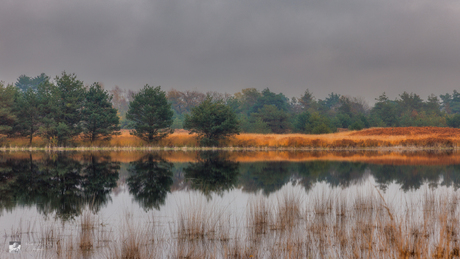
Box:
81 154 120 212
239 161 460 193
239 162 292 195
2 151 460 217
239 161 370 195
0 154 119 220
368 164 460 191
183 151 240 197
127 154 173 211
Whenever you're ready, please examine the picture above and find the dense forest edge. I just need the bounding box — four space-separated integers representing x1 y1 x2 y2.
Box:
2 72 460 150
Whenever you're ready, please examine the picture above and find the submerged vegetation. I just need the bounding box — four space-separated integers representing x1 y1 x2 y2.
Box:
3 184 460 258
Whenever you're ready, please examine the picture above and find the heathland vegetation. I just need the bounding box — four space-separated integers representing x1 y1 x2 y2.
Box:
2 72 460 148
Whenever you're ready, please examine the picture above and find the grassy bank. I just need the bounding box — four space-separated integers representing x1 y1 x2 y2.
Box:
2 127 460 150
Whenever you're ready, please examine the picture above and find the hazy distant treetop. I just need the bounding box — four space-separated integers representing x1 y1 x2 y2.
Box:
318 92 341 112
440 90 460 114
167 89 206 115
397 92 424 113
15 73 49 92
299 89 317 112
249 88 289 114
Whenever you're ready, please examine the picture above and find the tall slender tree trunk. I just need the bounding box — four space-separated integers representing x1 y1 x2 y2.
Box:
29 127 33 145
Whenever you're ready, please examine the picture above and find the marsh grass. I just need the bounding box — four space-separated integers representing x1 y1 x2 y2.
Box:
174 196 232 244
247 196 271 236
176 201 214 241
78 210 97 257
5 184 460 258
4 127 460 150
273 190 302 231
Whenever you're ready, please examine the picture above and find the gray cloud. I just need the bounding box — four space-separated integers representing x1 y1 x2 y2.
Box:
1 0 460 102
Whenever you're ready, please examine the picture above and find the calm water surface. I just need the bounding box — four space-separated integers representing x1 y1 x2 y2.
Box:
2 151 460 257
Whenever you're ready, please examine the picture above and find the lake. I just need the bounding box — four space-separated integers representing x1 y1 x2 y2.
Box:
1 150 460 258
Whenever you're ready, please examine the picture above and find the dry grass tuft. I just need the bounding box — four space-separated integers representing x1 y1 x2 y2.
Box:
79 210 95 252
247 196 271 236
273 190 302 231
176 199 223 241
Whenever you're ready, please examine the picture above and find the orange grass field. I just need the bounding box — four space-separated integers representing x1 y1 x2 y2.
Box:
2 126 460 149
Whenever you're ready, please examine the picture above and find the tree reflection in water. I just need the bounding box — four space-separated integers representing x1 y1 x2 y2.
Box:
238 162 292 195
184 151 240 198
2 152 460 218
81 154 119 213
127 154 173 211
238 160 460 194
0 153 119 220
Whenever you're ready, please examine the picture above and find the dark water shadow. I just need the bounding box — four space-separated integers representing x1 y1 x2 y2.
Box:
183 151 240 199
0 153 119 220
127 154 174 211
3 151 460 216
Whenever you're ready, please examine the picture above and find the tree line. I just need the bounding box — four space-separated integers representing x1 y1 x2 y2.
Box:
0 72 120 145
2 72 460 146
163 86 460 134
0 72 238 146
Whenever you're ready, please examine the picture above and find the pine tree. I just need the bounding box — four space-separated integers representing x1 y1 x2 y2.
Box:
13 87 42 144
47 72 86 145
36 80 59 145
82 83 121 143
184 96 240 146
0 82 18 136
15 73 49 92
251 104 289 134
126 85 174 143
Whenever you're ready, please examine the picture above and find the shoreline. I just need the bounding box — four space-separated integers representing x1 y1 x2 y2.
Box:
2 127 460 151
3 146 460 166
1 145 460 152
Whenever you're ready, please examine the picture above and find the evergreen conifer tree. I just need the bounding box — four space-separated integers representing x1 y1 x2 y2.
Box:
39 72 85 146
126 85 174 143
184 96 240 146
82 83 121 143
13 87 42 144
0 83 18 136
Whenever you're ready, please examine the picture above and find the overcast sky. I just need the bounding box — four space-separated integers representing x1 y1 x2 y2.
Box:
1 0 460 103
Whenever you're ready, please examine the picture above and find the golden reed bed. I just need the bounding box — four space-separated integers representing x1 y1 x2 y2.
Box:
3 127 460 150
